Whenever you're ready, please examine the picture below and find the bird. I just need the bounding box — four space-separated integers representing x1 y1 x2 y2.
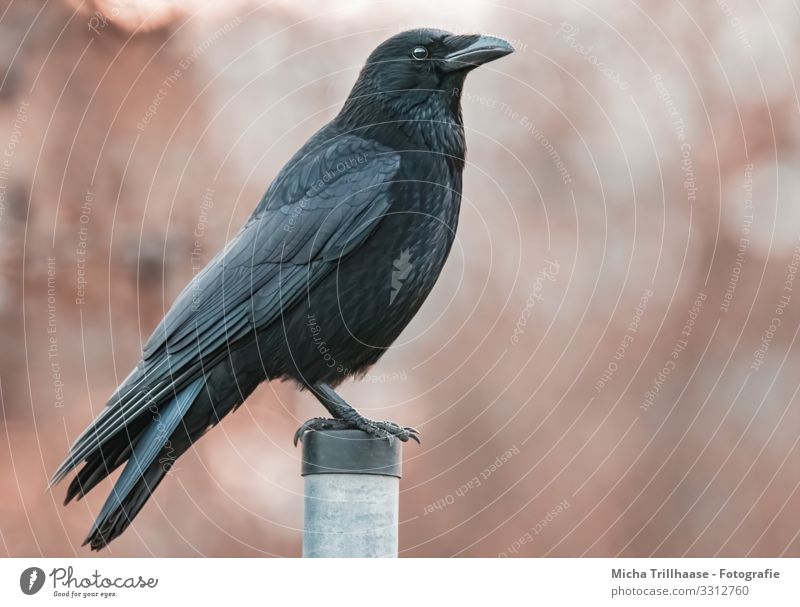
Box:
50 28 514 550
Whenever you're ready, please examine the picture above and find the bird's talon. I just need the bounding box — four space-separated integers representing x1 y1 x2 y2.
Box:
292 417 348 446
406 429 422 444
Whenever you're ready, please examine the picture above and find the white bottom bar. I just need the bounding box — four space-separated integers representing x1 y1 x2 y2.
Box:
1 558 798 605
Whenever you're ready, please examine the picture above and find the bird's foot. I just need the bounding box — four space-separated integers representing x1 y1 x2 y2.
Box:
293 416 420 446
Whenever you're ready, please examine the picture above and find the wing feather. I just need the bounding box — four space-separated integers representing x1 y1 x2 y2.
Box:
50 133 400 486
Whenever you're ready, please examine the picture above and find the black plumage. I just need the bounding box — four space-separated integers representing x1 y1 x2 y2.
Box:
50 28 513 550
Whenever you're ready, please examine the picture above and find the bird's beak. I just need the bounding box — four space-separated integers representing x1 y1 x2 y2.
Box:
441 34 515 72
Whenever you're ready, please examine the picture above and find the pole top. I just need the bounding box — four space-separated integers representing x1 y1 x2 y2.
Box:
301 429 402 478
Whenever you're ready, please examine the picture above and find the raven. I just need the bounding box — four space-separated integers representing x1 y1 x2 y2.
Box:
51 28 513 550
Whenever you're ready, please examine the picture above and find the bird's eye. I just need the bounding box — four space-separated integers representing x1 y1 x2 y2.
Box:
411 46 429 60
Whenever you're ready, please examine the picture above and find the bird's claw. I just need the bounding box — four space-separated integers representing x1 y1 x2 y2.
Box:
371 421 421 444
293 417 349 446
293 417 421 446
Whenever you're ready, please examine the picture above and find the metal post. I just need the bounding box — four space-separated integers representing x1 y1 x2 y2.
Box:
301 429 402 557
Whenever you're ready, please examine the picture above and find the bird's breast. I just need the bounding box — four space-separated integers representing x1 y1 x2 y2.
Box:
284 173 461 380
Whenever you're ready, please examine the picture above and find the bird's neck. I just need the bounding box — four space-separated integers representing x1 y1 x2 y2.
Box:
399 94 466 163
337 89 466 166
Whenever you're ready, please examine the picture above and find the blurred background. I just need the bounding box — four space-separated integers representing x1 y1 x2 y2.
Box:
1 0 800 557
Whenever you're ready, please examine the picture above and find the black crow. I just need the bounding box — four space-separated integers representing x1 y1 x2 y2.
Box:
50 28 513 550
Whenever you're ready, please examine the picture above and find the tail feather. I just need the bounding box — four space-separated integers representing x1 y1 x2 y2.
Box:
84 459 171 550
63 439 134 504
82 377 205 550
48 369 194 489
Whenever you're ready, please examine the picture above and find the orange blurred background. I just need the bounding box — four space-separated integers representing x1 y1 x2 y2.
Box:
2 0 800 556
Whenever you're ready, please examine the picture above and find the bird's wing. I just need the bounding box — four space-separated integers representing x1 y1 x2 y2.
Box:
50 135 400 486
144 135 399 357
129 134 398 397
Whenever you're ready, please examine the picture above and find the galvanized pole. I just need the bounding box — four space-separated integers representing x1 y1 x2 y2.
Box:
302 429 402 557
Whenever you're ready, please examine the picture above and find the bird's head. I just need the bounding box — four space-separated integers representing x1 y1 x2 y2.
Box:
339 29 514 128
